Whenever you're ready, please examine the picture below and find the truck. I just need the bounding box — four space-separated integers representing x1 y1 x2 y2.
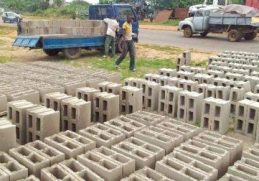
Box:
178 9 259 42
189 0 232 16
13 4 139 59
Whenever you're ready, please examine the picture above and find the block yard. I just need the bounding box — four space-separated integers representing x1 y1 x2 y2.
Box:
1 49 259 181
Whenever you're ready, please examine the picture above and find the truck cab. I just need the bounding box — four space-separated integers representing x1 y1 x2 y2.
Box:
89 4 139 51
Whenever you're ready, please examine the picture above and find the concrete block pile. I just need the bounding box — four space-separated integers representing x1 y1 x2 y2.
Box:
93 92 119 122
220 143 259 181
98 81 122 95
0 94 7 115
20 20 106 36
201 97 230 134
120 86 142 114
176 51 191 71
0 118 16 152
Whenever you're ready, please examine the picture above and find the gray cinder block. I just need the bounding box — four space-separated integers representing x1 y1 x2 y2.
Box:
61 97 91 132
156 119 202 140
44 92 71 112
0 118 16 152
0 152 28 181
177 90 203 125
159 68 177 77
105 116 146 138
79 123 125 148
0 94 7 115
120 86 142 115
107 83 122 95
112 137 165 169
201 97 230 134
134 126 184 154
44 131 96 159
158 85 182 118
125 111 166 126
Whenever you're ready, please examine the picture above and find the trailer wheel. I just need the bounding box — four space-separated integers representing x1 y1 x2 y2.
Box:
63 48 81 59
43 49 60 56
228 29 242 42
183 26 193 38
244 32 257 41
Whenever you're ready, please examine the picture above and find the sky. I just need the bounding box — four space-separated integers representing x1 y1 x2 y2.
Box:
65 0 99 5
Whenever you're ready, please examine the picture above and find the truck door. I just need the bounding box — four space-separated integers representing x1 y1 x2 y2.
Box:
192 11 205 31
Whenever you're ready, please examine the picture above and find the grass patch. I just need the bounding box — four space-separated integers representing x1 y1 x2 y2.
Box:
141 19 179 26
139 44 182 54
0 26 16 36
191 60 208 67
58 50 175 80
0 56 11 63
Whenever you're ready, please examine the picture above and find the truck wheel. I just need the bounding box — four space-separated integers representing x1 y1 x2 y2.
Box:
244 32 257 40
200 32 208 37
183 27 193 38
228 29 242 42
63 48 81 59
43 49 60 56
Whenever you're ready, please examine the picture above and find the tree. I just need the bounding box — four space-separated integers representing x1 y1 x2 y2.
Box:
53 0 65 7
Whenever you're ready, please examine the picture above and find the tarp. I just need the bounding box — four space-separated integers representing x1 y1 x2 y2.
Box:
223 4 259 16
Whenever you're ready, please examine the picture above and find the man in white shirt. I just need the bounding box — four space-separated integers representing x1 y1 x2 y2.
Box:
104 18 119 58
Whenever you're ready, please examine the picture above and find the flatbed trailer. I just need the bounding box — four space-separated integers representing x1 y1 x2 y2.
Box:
13 34 105 59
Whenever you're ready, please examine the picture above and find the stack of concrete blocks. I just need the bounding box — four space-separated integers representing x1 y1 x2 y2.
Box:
21 20 107 36
125 111 166 126
159 68 177 77
201 97 230 134
0 94 7 116
5 89 40 105
245 92 259 102
105 116 146 138
7 100 37 145
193 131 243 165
79 123 125 148
216 86 231 100
206 84 217 98
122 167 172 181
235 99 259 138
77 146 135 181
41 158 104 181
176 51 191 71
244 75 259 92
177 90 203 125
207 70 225 78
106 83 122 95
93 92 119 122
44 130 96 159
26 105 60 142
254 84 259 93
176 71 194 80
173 139 230 178
211 77 232 87
168 77 180 87
9 141 65 177
197 84 230 100
145 74 170 86
60 97 91 132
120 86 142 115
143 81 160 111
225 72 244 81
134 126 184 154
189 67 207 74
0 118 16 152
229 87 246 116
156 151 218 181
156 119 203 141
0 152 28 180
177 79 198 92
76 87 100 122
220 144 259 181
193 73 213 84
158 85 182 118
112 137 165 169
232 68 250 76
44 92 71 112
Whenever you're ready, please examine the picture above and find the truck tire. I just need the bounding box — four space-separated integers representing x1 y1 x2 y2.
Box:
63 48 81 59
200 32 208 37
244 32 257 41
228 29 242 42
43 49 60 56
183 27 193 38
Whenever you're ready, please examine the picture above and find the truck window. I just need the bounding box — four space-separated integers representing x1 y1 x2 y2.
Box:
118 7 134 19
96 7 107 17
218 0 226 5
195 11 203 17
206 0 213 5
